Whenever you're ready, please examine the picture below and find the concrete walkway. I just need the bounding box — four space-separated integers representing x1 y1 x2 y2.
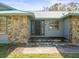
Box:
13 47 60 54
11 46 79 54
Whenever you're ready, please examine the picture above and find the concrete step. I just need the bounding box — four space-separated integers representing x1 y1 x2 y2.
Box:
28 39 62 42
27 38 68 47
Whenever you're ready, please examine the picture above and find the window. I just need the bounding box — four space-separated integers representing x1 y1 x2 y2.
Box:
49 20 59 29
0 17 7 34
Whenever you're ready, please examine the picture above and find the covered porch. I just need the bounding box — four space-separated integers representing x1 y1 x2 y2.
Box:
28 12 79 47
28 12 70 45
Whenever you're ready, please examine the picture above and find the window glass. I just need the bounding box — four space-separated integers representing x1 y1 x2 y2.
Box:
49 20 59 29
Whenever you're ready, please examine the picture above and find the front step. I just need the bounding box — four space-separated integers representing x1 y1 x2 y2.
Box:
27 37 68 47
27 42 55 47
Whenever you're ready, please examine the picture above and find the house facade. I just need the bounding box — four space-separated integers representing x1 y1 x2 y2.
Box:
0 3 79 44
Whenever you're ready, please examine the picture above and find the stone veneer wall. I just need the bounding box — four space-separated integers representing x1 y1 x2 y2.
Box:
69 16 79 43
7 16 29 44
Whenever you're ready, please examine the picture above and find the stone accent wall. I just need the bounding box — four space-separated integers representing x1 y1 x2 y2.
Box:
7 16 29 44
69 16 79 43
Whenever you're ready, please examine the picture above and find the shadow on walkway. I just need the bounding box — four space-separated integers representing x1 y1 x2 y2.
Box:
56 44 79 58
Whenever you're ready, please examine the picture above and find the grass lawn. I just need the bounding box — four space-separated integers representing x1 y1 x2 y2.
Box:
7 53 79 58
0 44 79 58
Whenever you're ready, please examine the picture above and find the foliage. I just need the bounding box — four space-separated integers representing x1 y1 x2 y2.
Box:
43 2 79 11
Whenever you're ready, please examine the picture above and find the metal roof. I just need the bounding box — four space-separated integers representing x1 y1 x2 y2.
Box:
33 11 79 19
0 10 34 17
0 3 79 19
0 2 17 11
0 10 79 19
0 3 34 17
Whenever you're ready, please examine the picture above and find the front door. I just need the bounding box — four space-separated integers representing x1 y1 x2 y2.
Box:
31 20 45 35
